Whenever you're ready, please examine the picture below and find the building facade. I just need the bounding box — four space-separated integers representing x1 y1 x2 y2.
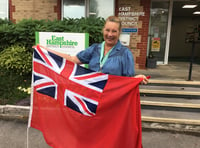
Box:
1 0 200 69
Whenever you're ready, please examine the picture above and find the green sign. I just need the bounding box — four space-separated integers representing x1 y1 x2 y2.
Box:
35 32 89 56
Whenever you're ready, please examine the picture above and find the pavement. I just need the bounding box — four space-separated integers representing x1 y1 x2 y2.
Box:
136 61 200 81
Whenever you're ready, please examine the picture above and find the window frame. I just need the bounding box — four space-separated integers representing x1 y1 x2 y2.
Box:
0 0 9 19
61 0 115 19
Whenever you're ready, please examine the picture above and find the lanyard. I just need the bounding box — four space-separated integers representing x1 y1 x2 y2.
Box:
99 41 114 71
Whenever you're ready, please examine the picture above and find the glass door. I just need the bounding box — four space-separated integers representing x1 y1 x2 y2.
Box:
148 0 170 64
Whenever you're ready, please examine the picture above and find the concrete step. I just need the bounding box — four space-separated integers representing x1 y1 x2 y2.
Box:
140 96 200 104
142 108 200 120
140 88 200 98
148 79 200 87
142 116 200 126
141 100 200 109
142 116 200 135
140 80 200 126
141 100 200 115
140 80 200 99
140 84 200 91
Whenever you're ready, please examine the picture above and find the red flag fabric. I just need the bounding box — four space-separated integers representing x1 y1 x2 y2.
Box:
28 45 143 148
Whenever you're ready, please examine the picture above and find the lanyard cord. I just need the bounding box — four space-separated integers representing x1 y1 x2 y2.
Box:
99 41 115 71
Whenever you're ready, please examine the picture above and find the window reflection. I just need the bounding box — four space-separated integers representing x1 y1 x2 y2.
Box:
89 0 114 18
63 0 114 19
63 0 85 19
0 0 8 19
149 1 169 61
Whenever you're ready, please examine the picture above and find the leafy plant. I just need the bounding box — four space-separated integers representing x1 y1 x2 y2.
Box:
0 17 106 104
0 68 31 105
0 17 105 52
0 44 33 76
0 18 12 25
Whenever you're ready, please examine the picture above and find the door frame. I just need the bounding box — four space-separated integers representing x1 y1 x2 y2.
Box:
163 0 173 65
148 0 173 65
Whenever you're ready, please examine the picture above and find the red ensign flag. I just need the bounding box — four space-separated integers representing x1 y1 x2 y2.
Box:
28 45 143 148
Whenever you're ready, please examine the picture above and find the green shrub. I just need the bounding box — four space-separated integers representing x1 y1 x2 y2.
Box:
0 17 105 52
72 17 105 44
14 19 47 49
0 44 33 76
0 18 12 25
0 24 15 52
0 68 31 105
0 17 105 104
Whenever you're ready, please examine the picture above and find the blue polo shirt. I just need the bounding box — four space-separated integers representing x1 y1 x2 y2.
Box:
77 41 135 77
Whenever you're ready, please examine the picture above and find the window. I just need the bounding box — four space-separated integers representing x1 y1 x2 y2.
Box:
0 0 8 19
63 0 86 19
89 0 114 18
62 0 114 19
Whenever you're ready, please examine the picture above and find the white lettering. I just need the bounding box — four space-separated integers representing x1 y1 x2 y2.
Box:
119 7 131 11
121 22 138 27
118 12 145 17
119 17 138 22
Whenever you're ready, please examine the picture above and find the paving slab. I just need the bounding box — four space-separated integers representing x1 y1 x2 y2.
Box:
136 61 200 81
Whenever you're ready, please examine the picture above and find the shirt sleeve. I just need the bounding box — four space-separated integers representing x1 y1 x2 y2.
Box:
122 49 135 77
76 44 97 64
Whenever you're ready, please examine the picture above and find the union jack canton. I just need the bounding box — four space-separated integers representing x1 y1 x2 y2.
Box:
33 45 108 116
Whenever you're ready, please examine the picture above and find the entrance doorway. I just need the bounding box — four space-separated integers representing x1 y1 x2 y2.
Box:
169 0 200 62
148 0 170 64
148 0 200 65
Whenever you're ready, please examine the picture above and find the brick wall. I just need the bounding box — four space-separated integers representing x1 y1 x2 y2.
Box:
116 0 150 69
8 0 150 69
9 0 61 23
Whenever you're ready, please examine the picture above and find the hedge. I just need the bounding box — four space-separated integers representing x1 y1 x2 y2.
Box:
0 17 105 52
0 17 105 75
0 17 105 104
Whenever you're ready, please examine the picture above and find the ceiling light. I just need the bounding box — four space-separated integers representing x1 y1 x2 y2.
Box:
182 5 197 8
193 11 200 14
